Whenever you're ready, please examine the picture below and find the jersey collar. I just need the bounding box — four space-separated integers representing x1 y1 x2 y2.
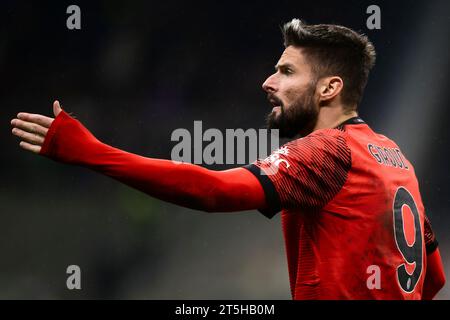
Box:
337 116 365 127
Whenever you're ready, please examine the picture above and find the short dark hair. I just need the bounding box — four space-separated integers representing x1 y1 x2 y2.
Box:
282 19 376 109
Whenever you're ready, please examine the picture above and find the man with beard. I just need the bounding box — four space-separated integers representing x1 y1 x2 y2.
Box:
11 19 445 299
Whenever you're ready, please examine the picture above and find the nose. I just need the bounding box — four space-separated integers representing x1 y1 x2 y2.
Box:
262 73 278 93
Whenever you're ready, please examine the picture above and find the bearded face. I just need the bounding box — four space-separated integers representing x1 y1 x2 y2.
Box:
266 80 319 138
262 46 320 138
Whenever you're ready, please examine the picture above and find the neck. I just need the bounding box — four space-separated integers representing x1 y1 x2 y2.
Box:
312 105 358 132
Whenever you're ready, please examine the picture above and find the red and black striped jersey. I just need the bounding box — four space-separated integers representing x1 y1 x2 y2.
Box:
245 117 438 300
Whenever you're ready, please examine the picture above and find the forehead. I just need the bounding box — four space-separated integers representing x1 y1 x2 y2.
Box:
276 46 310 69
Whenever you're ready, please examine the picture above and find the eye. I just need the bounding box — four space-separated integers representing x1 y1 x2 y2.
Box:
280 67 294 75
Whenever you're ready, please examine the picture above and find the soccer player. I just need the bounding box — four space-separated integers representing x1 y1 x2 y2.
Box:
11 19 445 299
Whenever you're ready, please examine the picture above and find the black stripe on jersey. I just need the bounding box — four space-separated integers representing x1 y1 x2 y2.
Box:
426 239 439 254
243 164 281 219
424 215 439 254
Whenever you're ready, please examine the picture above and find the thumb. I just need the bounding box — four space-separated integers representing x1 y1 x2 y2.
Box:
53 100 63 117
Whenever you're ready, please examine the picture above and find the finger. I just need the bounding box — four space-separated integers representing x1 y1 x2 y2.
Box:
12 127 45 145
16 113 54 128
10 119 48 136
53 100 62 117
19 141 41 154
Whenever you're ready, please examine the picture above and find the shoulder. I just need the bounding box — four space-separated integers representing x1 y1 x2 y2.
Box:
284 128 350 159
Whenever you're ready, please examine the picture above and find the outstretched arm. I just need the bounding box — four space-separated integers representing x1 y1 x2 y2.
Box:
11 101 267 213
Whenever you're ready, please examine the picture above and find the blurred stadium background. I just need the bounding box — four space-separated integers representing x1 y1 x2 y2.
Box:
0 0 449 299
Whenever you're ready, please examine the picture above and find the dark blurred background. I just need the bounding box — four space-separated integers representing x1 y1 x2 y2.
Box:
0 0 449 299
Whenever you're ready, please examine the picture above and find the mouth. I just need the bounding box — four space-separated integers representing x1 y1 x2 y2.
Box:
272 106 281 112
268 97 283 112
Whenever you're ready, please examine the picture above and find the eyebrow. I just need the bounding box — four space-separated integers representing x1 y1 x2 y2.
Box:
274 63 296 71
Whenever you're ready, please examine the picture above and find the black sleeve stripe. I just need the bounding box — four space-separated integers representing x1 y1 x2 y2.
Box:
424 214 439 254
426 239 439 255
243 164 281 219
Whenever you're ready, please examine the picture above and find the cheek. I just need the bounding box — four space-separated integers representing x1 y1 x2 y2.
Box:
284 85 306 104
280 76 313 103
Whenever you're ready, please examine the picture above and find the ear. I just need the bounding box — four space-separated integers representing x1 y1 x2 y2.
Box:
317 76 344 103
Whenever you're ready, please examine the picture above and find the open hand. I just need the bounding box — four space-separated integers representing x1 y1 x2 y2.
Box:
11 100 62 154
